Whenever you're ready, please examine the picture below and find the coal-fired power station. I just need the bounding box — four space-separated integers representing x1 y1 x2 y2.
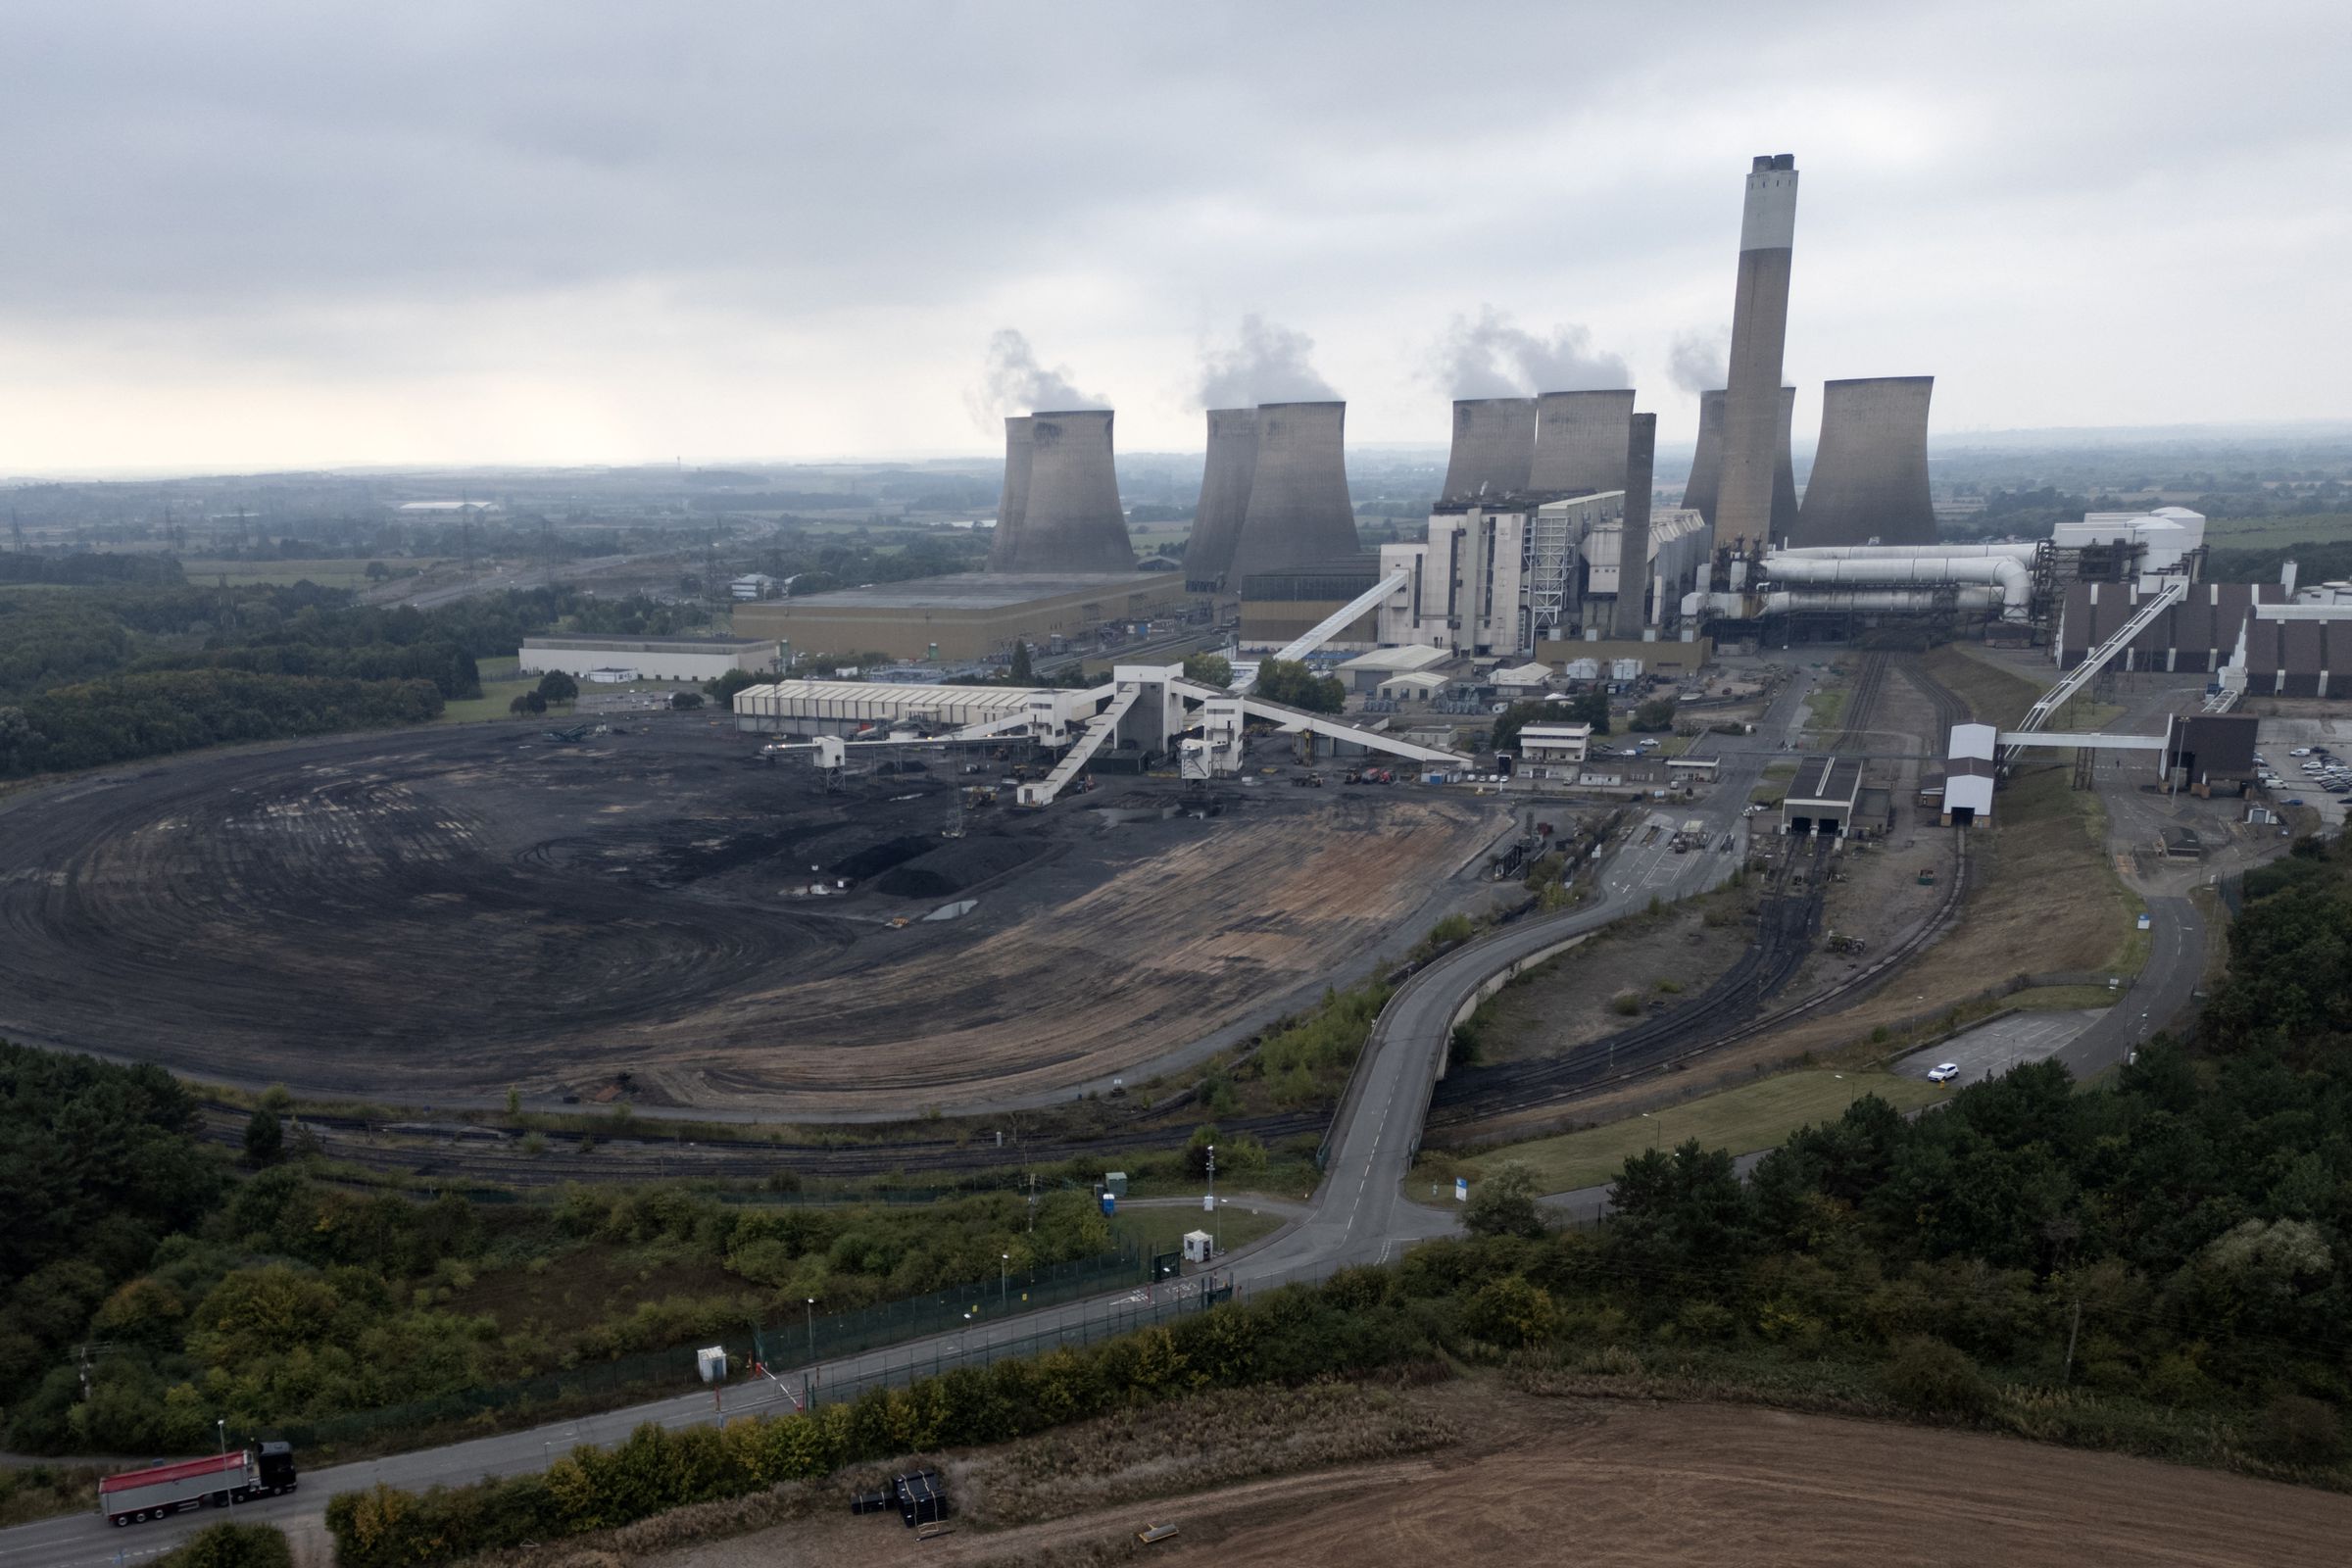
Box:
1441 397 1537 500
992 409 1135 573
1714 154 1798 559
1227 401 1362 585
1181 408 1259 591
1794 376 1937 547
1530 389 1637 494
985 416 1034 570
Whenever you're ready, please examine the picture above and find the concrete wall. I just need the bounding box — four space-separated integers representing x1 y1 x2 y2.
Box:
996 409 1135 572
1441 397 1537 500
1794 376 1936 547
984 416 1033 570
1530 388 1636 493
1228 401 1363 582
1180 408 1258 591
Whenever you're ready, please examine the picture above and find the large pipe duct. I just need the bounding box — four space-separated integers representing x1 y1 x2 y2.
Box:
1180 408 1257 590
984 416 1034 571
1441 397 1536 500
1716 155 1799 554
1614 413 1656 639
1763 550 2030 618
1228 401 1362 586
1682 384 1794 540
997 409 1135 573
1690 586 2003 618
1793 375 1937 547
1778 542 2034 561
1530 389 1637 493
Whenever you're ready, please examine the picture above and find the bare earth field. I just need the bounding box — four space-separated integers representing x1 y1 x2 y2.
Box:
0 718 1499 1115
659 1385 2352 1568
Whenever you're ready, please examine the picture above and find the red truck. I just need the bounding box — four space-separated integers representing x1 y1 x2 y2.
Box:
98 1444 297 1526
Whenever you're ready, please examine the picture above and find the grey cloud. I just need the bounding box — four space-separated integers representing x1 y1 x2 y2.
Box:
1196 316 1339 408
1431 308 1629 398
1668 328 1728 395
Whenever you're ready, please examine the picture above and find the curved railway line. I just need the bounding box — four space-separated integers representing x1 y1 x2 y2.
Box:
1429 649 1973 1138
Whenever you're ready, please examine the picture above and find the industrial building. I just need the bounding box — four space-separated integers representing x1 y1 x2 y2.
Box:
1514 722 1592 780
1238 560 1387 652
1334 644 1452 694
733 572 1188 663
517 634 779 684
1375 493 1709 659
1793 377 1937 547
2056 577 2282 672
1782 754 1863 837
987 410 1135 573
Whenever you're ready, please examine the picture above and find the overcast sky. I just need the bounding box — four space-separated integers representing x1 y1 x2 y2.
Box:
3 0 2345 474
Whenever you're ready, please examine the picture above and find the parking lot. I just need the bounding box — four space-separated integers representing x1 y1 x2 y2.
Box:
2255 720 2352 827
1894 1007 2110 1088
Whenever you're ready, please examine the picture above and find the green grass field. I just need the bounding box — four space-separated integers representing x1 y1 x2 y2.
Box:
1111 1203 1281 1260
1803 685 1848 732
437 656 680 723
180 558 384 588
2204 513 2352 550
1426 1069 1950 1196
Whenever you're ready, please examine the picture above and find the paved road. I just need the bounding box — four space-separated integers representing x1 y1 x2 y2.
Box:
1893 1008 2107 1086
0 673 1820 1568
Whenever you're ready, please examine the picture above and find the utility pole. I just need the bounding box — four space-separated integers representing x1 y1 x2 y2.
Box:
1207 1144 1218 1257
2062 1298 2083 1384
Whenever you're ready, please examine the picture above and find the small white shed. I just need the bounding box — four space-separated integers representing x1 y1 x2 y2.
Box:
1182 1230 1214 1264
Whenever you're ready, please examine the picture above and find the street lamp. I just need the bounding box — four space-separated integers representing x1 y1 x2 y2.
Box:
1207 1144 1219 1256
218 1419 232 1512
805 1298 815 1362
1000 1252 1009 1311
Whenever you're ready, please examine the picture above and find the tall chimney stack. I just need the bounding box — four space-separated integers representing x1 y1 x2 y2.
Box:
1614 413 1656 639
1714 154 1798 554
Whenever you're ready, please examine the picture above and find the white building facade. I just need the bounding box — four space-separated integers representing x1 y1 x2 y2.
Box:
519 635 780 684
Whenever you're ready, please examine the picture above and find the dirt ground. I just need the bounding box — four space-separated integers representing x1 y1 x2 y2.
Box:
0 718 1501 1115
656 1384 2352 1568
1472 897 1754 1064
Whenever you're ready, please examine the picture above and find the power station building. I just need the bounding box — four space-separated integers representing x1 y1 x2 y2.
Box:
517 634 780 684
1793 376 1937 546
987 410 1135 573
1226 401 1362 585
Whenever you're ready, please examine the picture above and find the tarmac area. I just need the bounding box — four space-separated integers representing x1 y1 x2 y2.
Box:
0 717 1501 1117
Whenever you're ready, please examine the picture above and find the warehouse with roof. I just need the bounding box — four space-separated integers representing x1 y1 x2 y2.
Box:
733 572 1188 663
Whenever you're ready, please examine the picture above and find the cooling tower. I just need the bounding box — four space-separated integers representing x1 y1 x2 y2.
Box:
1440 397 1537 500
1715 154 1798 552
1683 389 1725 524
1683 385 1796 542
984 416 1034 571
993 409 1135 573
1614 413 1656 640
1794 376 1937 547
1227 401 1361 586
1180 408 1258 590
1530 388 1637 494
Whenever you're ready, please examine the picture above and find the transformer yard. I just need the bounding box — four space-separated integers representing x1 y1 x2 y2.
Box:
0 717 1503 1116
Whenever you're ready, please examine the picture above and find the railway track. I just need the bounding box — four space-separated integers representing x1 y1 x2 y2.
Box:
1430 649 1972 1137
194 1100 1329 1187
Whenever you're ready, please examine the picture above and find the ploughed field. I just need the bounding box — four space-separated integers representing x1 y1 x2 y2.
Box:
0 718 1496 1114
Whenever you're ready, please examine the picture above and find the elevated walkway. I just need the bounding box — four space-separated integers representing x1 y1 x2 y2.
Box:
1237 571 1410 692
2004 578 2185 765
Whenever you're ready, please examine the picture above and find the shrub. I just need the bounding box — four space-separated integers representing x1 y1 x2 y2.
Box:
1608 991 1642 1016
2254 1393 2344 1466
1879 1335 1993 1419
158 1523 294 1568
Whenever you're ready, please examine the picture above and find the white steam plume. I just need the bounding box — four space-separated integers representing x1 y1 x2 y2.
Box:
965 329 1105 430
1195 315 1339 407
1431 307 1629 398
1668 327 1728 395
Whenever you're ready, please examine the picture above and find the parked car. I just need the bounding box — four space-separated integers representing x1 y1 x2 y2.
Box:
1928 1062 1961 1083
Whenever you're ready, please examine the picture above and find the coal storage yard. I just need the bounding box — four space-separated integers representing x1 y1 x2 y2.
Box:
0 716 1498 1116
